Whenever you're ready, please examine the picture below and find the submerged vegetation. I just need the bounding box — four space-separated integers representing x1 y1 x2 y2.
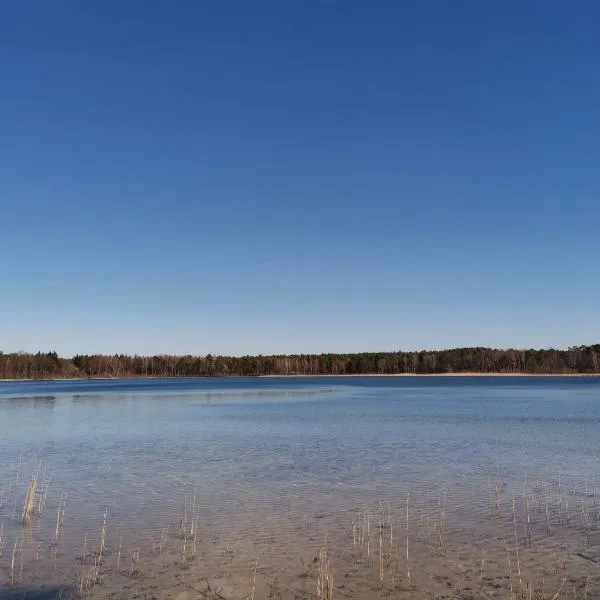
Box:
0 345 600 380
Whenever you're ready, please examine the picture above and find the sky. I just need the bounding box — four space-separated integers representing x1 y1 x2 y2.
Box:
1 1 599 356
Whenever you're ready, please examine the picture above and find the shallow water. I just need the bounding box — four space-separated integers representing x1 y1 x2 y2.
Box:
1 376 600 598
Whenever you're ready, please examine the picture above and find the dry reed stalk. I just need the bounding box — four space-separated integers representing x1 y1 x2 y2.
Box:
544 482 551 535
480 550 486 584
181 496 189 538
250 555 258 600
366 513 371 561
192 513 200 557
421 511 432 545
37 469 52 516
117 536 123 572
557 477 563 526
19 536 24 582
359 508 368 564
0 523 4 558
495 463 501 518
388 503 393 562
581 504 591 546
406 493 410 588
10 535 18 583
388 507 397 585
54 502 61 541
54 492 67 542
379 510 384 583
61 492 67 524
524 489 532 545
79 536 87 595
512 494 522 590
549 577 566 600
316 541 334 600
522 469 532 544
506 543 514 600
437 493 448 556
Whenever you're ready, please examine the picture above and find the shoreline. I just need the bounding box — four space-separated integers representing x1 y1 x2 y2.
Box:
260 372 600 378
1 372 599 383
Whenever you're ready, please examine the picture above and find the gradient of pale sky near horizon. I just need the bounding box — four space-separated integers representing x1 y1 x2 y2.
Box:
1 1 599 356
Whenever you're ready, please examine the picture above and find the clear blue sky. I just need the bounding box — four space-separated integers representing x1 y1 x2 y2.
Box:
1 1 599 356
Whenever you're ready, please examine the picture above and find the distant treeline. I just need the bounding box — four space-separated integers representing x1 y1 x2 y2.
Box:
0 346 599 380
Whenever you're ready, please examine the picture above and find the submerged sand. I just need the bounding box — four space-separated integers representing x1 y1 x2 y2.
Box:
1 472 598 600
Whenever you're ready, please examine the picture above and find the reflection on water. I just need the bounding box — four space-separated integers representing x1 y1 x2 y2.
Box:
3 395 56 408
1 376 600 598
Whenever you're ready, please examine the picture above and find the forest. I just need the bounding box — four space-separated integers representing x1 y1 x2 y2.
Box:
0 345 599 380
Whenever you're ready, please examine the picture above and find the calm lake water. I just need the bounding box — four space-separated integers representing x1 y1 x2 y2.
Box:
1 376 600 597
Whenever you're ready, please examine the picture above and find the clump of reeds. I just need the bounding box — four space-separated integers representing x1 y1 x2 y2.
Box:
353 503 397 585
316 540 334 600
21 463 51 526
177 493 200 567
130 548 140 576
179 493 199 539
418 500 447 556
21 468 39 525
78 510 108 593
376 503 396 585
159 525 169 556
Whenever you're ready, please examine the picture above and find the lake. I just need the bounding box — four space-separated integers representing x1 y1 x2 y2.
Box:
1 376 599 599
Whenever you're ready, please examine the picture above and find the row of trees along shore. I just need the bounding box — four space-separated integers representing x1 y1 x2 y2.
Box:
0 346 599 380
